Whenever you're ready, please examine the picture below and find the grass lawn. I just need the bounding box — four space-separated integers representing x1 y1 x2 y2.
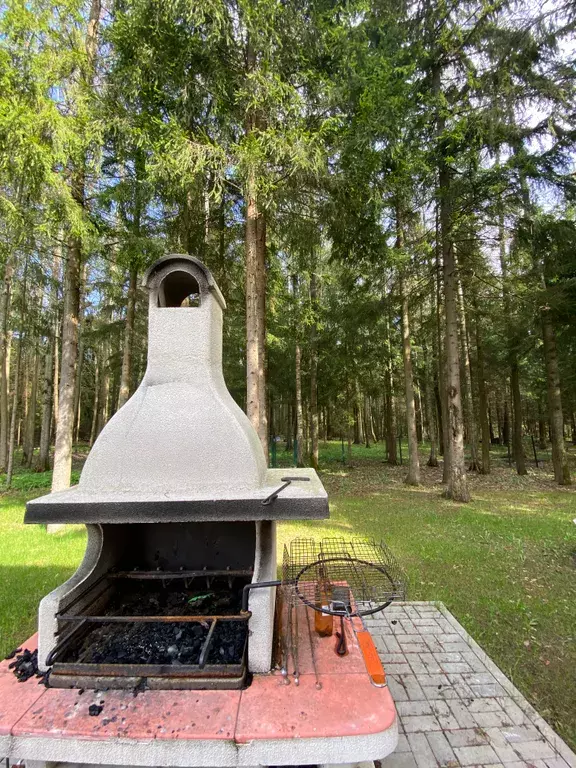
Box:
0 441 574 750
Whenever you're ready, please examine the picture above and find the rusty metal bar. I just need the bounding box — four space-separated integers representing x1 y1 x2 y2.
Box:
51 659 245 678
46 619 89 666
198 619 218 668
56 573 112 616
109 569 253 580
57 613 248 623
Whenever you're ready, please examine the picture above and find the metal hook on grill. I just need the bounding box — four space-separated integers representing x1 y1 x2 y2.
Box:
261 476 310 506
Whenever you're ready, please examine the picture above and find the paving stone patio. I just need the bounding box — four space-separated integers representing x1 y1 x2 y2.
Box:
365 602 576 768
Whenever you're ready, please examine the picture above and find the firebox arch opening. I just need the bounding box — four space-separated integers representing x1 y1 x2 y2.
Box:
157 270 202 308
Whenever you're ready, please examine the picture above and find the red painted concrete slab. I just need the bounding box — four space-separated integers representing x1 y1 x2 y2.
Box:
0 669 46 735
235 672 396 742
0 634 44 736
153 690 240 741
12 688 241 742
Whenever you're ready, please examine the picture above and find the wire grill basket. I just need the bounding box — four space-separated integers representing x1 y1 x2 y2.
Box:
282 537 406 617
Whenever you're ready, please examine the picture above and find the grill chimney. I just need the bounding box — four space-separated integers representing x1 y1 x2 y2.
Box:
81 255 267 496
25 254 327 524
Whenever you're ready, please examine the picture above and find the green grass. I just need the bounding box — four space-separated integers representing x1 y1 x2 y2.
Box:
0 442 574 749
0 495 86 656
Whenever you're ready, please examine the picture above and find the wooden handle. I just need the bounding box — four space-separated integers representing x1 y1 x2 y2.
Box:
356 629 386 686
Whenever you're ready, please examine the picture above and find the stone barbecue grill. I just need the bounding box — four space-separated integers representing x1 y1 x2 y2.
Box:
15 254 398 768
25 254 328 689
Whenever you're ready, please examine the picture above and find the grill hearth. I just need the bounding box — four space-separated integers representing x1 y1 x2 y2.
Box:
49 568 251 690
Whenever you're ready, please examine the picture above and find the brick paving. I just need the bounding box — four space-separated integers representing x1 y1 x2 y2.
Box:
365 602 576 768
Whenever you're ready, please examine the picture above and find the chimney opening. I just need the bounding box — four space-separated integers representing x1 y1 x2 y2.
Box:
158 270 201 307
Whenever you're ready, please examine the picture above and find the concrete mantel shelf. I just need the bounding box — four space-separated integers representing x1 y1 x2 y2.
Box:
24 469 329 524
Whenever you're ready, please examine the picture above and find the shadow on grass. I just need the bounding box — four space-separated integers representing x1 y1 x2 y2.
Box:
0 565 81 657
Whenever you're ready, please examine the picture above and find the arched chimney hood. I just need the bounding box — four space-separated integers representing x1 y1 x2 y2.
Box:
25 255 327 524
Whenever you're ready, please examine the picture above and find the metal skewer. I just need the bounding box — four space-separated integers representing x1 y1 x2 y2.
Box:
292 600 300 686
304 603 322 690
280 587 290 684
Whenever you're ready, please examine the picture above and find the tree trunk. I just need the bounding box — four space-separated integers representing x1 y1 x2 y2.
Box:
309 271 319 470
384 308 397 465
441 236 469 500
367 397 377 444
72 335 84 444
436 61 469 501
6 327 23 489
475 316 490 474
347 420 353 462
51 231 82 495
36 336 53 472
363 398 370 448
498 212 526 474
510 362 526 472
346 379 354 462
23 345 39 467
538 400 547 450
37 242 60 473
285 403 293 451
541 302 571 484
89 358 99 447
20 352 30 461
295 340 304 467
95 337 110 439
0 254 14 471
399 273 420 485
414 383 423 444
502 400 509 446
434 213 446 467
457 277 479 471
118 265 138 409
488 402 495 443
424 345 439 467
245 164 268 456
72 263 88 444
434 382 444 455
355 383 364 445
6 258 28 487
244 39 268 457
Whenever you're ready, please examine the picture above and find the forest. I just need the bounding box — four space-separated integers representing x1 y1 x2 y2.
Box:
0 0 575 503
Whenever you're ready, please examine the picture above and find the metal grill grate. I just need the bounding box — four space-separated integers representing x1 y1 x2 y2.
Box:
283 537 406 617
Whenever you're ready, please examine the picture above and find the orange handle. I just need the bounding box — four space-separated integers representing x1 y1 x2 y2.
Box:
356 629 386 686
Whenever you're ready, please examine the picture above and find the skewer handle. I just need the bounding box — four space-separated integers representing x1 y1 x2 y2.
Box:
356 629 386 686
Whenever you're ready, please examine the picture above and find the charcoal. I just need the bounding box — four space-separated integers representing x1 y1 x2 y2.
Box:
9 648 39 682
133 677 148 697
61 585 248 668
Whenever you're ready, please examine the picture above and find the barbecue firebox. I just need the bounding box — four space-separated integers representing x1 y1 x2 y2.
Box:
25 254 329 689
